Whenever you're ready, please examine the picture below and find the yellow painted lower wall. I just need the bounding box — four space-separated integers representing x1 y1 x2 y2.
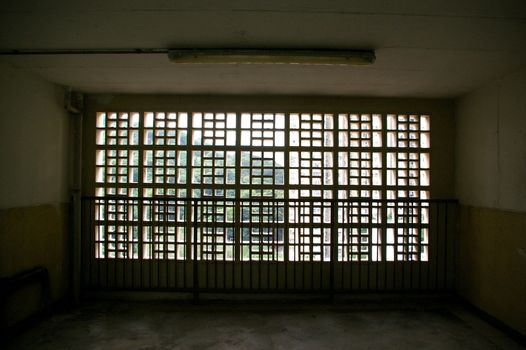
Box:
456 205 526 335
0 204 69 327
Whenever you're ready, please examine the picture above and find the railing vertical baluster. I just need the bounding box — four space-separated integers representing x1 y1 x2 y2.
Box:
205 200 210 290
402 200 407 290
454 202 458 289
417 201 429 290
375 204 380 290
192 199 199 303
97 199 102 288
357 202 361 290
284 201 290 290
240 201 244 290
343 202 348 290
409 201 414 289
274 200 279 290
138 198 144 289
130 199 135 289
156 199 161 288
444 202 449 289
383 202 388 291
330 199 337 298
184 199 191 289
164 199 169 288
369 203 373 289
91 200 96 287
148 199 153 288
392 200 397 290
123 198 128 288
435 203 440 290
105 198 110 289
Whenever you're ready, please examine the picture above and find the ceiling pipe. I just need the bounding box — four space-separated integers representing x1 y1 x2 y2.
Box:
0 48 376 66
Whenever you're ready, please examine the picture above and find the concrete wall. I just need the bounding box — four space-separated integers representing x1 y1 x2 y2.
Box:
0 62 69 327
456 65 526 335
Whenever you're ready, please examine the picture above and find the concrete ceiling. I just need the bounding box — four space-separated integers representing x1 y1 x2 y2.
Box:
1 0 526 98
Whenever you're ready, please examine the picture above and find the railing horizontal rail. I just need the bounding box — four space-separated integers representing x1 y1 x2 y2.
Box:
82 196 458 203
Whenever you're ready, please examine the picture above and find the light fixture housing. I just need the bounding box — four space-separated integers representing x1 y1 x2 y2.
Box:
167 49 375 66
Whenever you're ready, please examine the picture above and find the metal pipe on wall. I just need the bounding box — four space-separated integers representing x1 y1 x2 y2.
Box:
65 89 84 303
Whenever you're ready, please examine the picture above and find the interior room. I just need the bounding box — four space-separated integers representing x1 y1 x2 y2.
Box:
1 1 525 349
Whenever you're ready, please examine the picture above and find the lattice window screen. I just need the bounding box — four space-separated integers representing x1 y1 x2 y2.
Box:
93 112 431 262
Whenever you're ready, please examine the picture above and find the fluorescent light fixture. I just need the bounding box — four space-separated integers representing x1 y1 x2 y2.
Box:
167 49 375 65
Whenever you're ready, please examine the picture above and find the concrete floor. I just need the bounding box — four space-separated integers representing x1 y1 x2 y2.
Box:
4 298 524 350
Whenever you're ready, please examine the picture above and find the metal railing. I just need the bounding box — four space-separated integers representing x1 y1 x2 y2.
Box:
81 197 457 295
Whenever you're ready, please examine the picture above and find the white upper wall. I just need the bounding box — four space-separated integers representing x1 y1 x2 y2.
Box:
0 62 69 209
456 65 526 212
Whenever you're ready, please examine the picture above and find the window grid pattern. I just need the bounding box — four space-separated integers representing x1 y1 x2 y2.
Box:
240 200 284 261
384 114 431 261
95 112 140 197
142 199 185 260
93 112 431 262
197 200 236 261
288 114 333 262
239 113 286 261
338 201 382 262
140 112 188 201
